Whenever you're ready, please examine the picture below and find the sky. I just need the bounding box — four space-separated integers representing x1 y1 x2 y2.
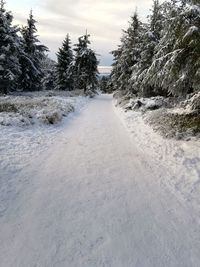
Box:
7 0 156 66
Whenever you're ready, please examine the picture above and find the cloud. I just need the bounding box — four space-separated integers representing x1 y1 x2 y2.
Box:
8 0 158 65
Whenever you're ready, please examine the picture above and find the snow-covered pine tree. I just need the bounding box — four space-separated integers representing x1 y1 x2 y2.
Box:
99 76 109 93
131 0 163 96
41 55 57 90
136 1 176 96
169 0 200 95
56 34 74 90
111 0 200 97
74 32 98 94
142 0 200 96
0 0 21 94
150 0 163 40
19 10 48 91
111 11 143 93
130 26 156 96
110 45 123 92
42 68 57 90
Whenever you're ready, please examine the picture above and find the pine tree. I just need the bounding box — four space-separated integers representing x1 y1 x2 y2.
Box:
111 11 144 93
74 32 98 94
41 55 57 90
0 0 21 94
111 0 200 97
150 0 163 40
169 0 200 95
142 0 200 96
99 75 112 93
42 68 57 90
130 25 157 96
56 34 74 90
19 10 48 91
100 76 108 92
110 45 122 92
132 0 163 96
122 12 143 92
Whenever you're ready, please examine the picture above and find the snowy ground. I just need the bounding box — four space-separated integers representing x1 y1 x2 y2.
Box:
1 94 200 266
115 105 200 219
0 94 89 218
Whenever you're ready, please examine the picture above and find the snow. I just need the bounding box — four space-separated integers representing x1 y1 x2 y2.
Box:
183 26 199 41
1 94 200 266
115 102 200 219
0 94 89 216
185 92 200 112
169 107 190 115
0 94 87 126
187 4 200 14
123 96 168 111
169 92 200 114
135 97 165 110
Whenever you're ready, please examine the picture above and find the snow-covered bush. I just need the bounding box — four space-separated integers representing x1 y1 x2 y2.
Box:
113 89 135 108
115 96 172 112
186 92 200 112
132 97 167 111
147 108 200 140
146 92 200 139
0 96 75 126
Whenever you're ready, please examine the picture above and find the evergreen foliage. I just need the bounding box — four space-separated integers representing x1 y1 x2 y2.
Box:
0 1 21 94
41 56 57 90
0 3 99 94
56 34 74 90
18 10 48 91
111 0 200 97
74 32 99 93
111 12 144 93
99 75 113 93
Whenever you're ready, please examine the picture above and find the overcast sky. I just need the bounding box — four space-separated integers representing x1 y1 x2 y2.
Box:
7 0 156 66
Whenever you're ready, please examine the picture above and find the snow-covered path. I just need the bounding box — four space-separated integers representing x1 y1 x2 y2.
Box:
1 94 200 267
